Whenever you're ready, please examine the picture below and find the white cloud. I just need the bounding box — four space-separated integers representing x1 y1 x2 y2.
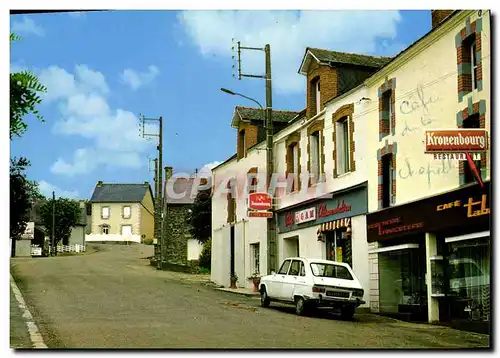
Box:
11 17 45 37
199 161 221 173
37 180 80 199
38 65 109 103
178 10 402 94
43 65 155 177
120 65 160 90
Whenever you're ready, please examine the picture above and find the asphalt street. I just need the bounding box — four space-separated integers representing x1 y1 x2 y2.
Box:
10 243 490 349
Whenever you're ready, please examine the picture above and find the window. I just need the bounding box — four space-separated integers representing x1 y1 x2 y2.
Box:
310 263 353 280
101 206 110 219
382 90 392 132
123 206 131 219
278 260 291 275
315 80 321 114
121 225 132 236
336 116 350 175
251 243 260 274
299 262 306 276
247 168 258 194
470 38 478 90
463 114 482 184
289 260 301 276
382 154 393 208
101 224 109 235
288 143 299 192
309 131 321 181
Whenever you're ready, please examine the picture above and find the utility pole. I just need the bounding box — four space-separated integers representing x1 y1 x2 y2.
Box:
153 157 159 259
234 40 277 274
140 115 164 270
52 191 56 256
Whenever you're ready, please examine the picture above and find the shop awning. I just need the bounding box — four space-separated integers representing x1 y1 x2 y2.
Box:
316 218 351 241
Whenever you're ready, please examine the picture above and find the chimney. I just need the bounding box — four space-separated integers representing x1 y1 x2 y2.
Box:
97 180 103 187
431 10 453 29
165 166 173 180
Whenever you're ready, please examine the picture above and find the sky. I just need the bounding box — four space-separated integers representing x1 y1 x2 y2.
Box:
10 10 432 201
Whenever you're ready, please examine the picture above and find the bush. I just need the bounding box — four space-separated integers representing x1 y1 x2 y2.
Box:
198 239 211 270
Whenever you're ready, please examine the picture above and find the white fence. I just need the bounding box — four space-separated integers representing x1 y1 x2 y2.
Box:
31 244 86 256
85 234 141 243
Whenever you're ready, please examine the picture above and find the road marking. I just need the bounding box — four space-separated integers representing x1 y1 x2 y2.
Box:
10 274 48 349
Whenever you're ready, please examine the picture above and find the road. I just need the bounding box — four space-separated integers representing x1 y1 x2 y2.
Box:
10 244 490 349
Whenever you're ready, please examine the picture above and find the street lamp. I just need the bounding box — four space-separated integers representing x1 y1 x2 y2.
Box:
220 88 265 123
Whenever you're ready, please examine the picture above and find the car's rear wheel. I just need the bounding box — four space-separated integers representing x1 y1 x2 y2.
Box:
340 306 355 320
260 288 270 307
295 297 307 316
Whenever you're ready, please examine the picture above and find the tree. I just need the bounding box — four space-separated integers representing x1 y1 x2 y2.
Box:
10 157 37 241
188 188 212 244
198 239 211 270
40 198 82 246
10 33 47 138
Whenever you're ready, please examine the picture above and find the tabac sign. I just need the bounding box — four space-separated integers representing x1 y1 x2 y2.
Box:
366 181 490 242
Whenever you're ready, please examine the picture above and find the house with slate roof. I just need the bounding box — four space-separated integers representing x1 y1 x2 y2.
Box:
87 181 154 244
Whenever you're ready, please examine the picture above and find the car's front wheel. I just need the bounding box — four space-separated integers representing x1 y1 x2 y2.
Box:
260 288 270 307
295 297 307 316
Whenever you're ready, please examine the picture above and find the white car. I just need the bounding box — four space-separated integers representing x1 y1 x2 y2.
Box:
259 257 365 319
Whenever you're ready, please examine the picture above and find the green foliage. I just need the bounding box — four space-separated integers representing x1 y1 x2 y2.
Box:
10 32 47 139
188 188 212 244
198 239 211 270
40 198 82 245
10 157 37 239
143 237 154 245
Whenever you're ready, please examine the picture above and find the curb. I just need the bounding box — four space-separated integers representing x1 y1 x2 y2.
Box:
215 287 260 298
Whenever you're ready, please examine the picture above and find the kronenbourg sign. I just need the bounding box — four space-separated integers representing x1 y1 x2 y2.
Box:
248 192 272 211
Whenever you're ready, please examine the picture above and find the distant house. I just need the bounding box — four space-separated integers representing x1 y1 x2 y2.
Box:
161 167 204 268
87 181 155 244
67 200 88 246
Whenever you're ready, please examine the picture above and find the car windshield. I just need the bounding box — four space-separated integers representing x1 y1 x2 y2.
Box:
310 263 353 280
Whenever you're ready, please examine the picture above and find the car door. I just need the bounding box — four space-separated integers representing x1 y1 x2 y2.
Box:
268 260 291 299
281 260 302 301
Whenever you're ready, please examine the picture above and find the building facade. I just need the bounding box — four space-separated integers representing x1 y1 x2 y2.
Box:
211 10 490 326
361 10 491 333
87 181 155 244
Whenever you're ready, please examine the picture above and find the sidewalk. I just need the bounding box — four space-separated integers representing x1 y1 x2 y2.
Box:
10 287 33 349
216 287 260 297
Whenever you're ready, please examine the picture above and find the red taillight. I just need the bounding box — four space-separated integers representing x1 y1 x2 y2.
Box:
312 285 325 293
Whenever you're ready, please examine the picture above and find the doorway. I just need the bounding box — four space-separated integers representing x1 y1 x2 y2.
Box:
283 235 299 258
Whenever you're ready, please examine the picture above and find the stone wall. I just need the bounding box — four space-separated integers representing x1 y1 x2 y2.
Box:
163 204 192 265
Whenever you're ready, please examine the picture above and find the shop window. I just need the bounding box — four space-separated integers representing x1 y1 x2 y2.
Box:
382 153 393 208
325 230 352 268
251 243 260 274
462 114 482 184
447 237 490 322
378 247 428 321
